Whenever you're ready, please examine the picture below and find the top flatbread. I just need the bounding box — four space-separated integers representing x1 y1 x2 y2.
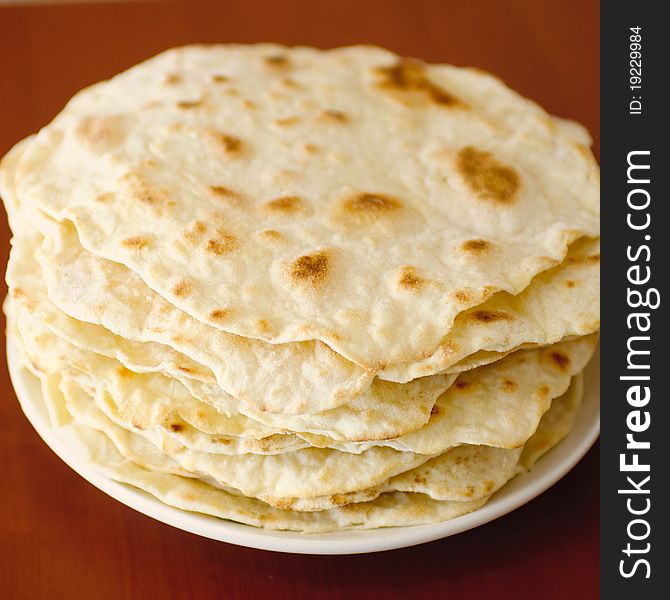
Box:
13 44 599 369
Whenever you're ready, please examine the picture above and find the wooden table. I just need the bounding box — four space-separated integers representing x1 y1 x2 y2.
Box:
0 1 599 598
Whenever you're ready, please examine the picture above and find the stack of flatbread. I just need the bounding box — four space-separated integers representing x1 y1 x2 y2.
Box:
1 45 599 532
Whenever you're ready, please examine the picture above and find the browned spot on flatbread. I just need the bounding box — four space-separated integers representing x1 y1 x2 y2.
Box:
484 480 495 493
280 77 301 89
176 99 204 109
121 236 150 250
265 196 304 214
123 174 166 206
183 220 208 243
75 115 126 152
345 193 401 213
538 385 550 398
413 474 427 485
575 143 592 160
398 266 426 291
430 405 440 416
454 379 471 390
177 492 198 504
263 496 296 511
172 280 192 297
319 109 349 124
211 132 242 154
457 147 520 204
274 116 300 127
375 58 462 107
432 340 459 363
461 239 491 254
211 74 229 83
205 231 237 255
471 310 513 323
10 286 26 301
164 73 182 85
452 291 471 303
272 170 301 185
95 192 113 203
209 309 232 322
329 492 377 507
264 54 290 68
257 319 273 335
338 193 403 226
10 286 37 311
168 423 184 433
549 351 571 371
289 251 329 289
176 366 197 376
257 229 284 242
324 331 343 344
502 379 518 392
208 186 243 203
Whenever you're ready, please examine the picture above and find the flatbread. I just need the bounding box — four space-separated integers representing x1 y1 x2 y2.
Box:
12 296 596 451
11 298 597 510
14 44 599 372
12 302 449 442
3 134 599 417
1 43 600 533
24 350 583 531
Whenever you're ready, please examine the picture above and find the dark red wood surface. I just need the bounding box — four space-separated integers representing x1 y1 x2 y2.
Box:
0 1 599 598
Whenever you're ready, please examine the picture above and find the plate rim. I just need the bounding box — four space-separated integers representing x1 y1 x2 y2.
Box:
7 337 600 555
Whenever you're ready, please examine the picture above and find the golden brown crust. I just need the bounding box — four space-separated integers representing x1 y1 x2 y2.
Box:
375 58 463 107
289 251 330 289
456 147 520 204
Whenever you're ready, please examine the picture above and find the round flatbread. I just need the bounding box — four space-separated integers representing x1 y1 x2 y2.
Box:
14 44 599 371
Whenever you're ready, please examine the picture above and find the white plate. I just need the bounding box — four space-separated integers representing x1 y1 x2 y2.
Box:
7 339 599 555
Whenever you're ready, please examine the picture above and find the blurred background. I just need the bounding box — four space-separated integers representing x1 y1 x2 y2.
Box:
0 1 599 599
